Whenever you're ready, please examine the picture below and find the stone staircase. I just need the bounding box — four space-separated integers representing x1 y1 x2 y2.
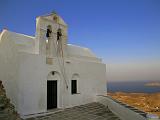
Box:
0 80 22 120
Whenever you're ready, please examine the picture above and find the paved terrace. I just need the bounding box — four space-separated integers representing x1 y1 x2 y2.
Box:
26 102 121 120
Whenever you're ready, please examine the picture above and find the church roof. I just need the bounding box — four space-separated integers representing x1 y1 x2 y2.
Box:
0 30 35 53
67 44 97 58
1 30 35 45
0 30 98 59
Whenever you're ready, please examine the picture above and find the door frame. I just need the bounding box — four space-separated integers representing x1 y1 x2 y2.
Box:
47 80 58 110
47 71 62 110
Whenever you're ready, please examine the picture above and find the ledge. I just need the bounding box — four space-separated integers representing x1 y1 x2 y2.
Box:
96 95 160 120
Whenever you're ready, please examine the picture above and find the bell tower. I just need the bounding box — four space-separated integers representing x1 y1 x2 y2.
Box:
35 12 68 58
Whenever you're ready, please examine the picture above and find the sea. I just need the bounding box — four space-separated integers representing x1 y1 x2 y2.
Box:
107 80 160 93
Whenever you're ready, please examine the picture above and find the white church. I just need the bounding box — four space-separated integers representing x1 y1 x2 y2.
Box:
0 12 107 116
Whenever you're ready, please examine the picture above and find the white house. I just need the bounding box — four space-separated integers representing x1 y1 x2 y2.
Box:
0 12 107 116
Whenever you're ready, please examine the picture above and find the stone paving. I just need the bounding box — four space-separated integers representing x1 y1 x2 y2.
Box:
26 102 121 120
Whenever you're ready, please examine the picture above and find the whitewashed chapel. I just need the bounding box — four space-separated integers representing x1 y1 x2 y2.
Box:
0 12 107 116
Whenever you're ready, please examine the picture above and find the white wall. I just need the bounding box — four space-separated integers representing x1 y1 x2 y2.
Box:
0 30 19 110
17 52 106 116
64 58 107 108
97 96 146 120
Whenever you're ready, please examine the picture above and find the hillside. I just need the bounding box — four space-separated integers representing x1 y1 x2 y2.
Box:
108 92 160 117
145 82 160 87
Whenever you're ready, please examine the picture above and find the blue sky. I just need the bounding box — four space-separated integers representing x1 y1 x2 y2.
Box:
1 0 160 82
1 0 160 63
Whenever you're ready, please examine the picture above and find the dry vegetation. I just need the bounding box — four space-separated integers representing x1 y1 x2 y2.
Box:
0 80 22 120
108 92 160 117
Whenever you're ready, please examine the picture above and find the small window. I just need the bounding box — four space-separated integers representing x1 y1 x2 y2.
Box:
71 80 77 94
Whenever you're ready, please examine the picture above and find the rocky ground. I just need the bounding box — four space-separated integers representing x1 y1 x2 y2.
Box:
108 92 160 117
0 80 22 120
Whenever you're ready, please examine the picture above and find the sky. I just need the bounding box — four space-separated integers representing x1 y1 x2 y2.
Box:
0 0 160 81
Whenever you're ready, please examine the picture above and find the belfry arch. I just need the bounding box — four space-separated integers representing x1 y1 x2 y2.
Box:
46 25 52 57
36 12 68 57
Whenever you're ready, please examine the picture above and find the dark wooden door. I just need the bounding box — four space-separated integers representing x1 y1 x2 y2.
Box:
47 80 57 109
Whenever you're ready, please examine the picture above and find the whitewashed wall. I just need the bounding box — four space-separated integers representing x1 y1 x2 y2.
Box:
17 52 106 115
0 30 19 110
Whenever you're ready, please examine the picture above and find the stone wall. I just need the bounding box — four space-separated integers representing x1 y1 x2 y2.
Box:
0 80 22 120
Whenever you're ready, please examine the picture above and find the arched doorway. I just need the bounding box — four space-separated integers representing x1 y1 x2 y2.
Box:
47 71 60 110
